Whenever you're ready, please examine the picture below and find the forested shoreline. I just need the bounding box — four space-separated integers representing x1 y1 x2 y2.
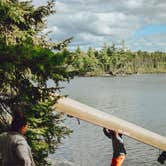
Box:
70 43 166 76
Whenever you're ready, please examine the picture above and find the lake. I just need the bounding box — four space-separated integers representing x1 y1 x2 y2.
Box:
49 74 166 166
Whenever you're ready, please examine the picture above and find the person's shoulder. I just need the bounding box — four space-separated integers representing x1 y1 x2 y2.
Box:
8 132 27 143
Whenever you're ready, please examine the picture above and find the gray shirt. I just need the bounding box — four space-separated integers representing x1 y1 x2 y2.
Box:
0 132 35 166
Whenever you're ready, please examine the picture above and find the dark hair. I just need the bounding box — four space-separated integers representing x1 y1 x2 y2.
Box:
103 128 113 139
10 111 27 132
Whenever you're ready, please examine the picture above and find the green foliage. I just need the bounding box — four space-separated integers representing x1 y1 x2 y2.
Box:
0 1 75 165
72 46 103 76
72 42 166 76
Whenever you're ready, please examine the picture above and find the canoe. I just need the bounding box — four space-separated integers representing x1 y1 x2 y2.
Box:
53 96 166 151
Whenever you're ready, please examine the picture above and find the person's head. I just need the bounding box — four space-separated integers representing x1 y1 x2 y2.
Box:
108 129 114 135
10 111 28 135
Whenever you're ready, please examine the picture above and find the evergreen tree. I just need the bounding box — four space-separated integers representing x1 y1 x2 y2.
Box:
72 46 86 75
86 47 100 73
98 43 111 72
0 0 75 165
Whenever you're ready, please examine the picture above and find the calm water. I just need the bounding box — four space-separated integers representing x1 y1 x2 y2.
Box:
50 74 166 166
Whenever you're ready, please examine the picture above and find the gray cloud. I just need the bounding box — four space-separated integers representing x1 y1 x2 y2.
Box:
33 0 166 51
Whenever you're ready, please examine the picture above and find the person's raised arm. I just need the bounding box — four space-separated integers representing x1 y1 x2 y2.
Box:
114 131 124 143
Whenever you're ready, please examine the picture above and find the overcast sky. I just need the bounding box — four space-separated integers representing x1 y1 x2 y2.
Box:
33 0 166 51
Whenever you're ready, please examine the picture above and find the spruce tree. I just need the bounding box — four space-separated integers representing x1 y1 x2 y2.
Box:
0 0 74 165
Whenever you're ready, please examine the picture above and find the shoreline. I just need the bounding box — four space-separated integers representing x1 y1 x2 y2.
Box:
79 71 166 78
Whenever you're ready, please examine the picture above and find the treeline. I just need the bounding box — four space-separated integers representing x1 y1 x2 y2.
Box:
70 43 166 76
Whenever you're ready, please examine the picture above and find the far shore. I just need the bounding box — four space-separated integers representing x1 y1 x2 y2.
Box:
80 71 166 77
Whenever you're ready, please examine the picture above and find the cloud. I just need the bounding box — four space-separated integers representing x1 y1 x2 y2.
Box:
33 0 166 51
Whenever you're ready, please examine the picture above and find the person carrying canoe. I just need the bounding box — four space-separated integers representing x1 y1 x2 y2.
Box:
103 128 127 166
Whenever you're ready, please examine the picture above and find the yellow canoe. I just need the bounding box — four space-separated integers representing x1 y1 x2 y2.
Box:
53 96 166 151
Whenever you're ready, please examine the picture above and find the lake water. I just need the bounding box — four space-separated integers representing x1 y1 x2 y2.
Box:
50 74 166 166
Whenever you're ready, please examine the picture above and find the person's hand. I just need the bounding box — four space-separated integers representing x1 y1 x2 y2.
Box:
114 130 119 137
105 128 110 133
67 114 74 118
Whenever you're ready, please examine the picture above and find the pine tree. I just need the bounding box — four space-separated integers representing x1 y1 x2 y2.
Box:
0 0 75 165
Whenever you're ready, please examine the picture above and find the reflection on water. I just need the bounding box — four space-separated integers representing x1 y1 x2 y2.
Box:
49 74 166 166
